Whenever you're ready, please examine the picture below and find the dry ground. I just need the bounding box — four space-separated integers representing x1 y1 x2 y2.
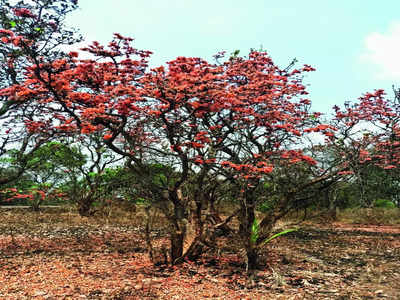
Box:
0 206 399 299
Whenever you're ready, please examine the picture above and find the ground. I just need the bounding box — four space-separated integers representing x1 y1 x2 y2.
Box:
0 207 399 299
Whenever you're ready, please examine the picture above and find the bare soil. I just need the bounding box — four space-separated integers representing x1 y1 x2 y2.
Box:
0 208 399 299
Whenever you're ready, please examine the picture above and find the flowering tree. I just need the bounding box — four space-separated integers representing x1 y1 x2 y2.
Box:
327 88 400 207
0 0 80 186
13 34 328 265
6 25 400 270
183 52 339 270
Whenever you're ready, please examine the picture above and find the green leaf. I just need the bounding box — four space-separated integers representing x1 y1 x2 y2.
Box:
9 21 16 28
28 157 41 166
34 27 42 32
263 182 272 189
261 228 297 245
153 173 167 186
250 218 259 244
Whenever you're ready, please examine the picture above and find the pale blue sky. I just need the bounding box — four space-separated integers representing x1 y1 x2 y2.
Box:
66 0 400 114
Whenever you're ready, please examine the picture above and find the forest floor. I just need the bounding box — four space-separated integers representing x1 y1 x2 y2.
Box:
0 207 399 299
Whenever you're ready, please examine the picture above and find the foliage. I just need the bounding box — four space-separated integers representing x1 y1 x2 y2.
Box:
373 199 396 209
260 228 298 245
251 218 297 246
1 141 83 208
0 0 80 186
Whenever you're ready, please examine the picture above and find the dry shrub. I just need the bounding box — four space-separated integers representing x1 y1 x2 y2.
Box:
338 208 400 225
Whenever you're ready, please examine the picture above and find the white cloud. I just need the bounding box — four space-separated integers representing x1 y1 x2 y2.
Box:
360 22 400 80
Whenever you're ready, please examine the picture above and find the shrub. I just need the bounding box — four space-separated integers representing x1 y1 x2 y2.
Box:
257 202 272 213
373 199 396 209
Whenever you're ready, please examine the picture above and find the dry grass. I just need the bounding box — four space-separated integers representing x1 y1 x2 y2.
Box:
281 207 400 226
338 207 400 225
0 203 164 228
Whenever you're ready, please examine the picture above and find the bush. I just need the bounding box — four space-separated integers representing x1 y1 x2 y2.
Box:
257 202 272 213
373 199 396 209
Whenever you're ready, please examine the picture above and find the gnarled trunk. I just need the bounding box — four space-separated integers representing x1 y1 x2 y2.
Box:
239 190 259 272
170 190 187 264
170 230 185 263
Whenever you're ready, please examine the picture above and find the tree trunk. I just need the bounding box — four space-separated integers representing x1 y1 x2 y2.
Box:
170 230 184 263
245 246 259 273
78 197 94 216
239 190 259 272
183 237 205 261
170 190 187 264
184 196 206 261
208 197 231 236
327 188 338 221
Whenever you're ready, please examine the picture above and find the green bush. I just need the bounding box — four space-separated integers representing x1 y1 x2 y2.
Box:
373 199 396 209
257 202 272 213
135 197 150 205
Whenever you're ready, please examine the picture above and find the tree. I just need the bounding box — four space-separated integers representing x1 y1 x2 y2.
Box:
69 133 123 216
185 52 339 271
328 89 400 206
11 35 328 266
0 0 81 186
7 28 400 272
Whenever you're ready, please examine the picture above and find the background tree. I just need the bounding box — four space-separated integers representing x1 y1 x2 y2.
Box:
0 0 80 186
70 133 123 216
328 89 400 208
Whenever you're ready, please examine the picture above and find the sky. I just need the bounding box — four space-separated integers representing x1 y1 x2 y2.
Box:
66 0 400 115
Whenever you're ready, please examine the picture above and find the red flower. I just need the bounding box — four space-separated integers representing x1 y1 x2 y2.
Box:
302 155 316 165
383 165 396 170
13 8 35 18
148 110 161 116
194 158 204 164
190 102 201 109
338 171 354 175
69 51 79 58
12 36 23 47
191 142 204 148
317 124 329 130
324 131 334 137
0 29 14 36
